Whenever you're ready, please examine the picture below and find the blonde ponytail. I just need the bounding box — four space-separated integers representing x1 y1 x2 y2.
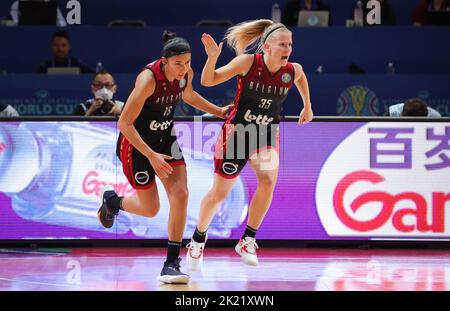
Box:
225 19 272 55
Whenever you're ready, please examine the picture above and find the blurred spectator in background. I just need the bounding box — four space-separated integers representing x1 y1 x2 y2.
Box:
0 101 19 117
388 98 441 117
8 0 67 27
361 0 396 25
282 0 333 26
72 70 124 116
413 0 450 26
37 30 94 74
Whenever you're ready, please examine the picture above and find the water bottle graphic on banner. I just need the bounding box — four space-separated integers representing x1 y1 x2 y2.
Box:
0 121 133 234
0 121 248 238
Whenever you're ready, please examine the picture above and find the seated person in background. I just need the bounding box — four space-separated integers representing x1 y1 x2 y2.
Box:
72 70 124 116
0 101 19 117
388 98 441 117
361 0 396 25
37 30 94 74
413 0 450 26
282 0 333 26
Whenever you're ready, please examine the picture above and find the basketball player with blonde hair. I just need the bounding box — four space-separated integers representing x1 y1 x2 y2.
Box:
186 20 313 269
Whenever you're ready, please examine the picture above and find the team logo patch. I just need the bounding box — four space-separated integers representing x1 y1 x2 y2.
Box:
135 171 150 185
222 162 239 175
281 73 291 83
179 79 186 88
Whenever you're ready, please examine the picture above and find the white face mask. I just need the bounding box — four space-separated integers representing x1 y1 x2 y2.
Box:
94 87 114 101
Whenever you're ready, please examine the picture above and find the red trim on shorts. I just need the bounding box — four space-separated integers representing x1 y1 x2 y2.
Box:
128 145 137 189
119 134 156 190
121 160 130 187
225 77 243 124
214 78 243 174
214 123 236 175
120 136 133 188
213 126 225 174
133 179 155 190
214 170 240 179
169 160 186 167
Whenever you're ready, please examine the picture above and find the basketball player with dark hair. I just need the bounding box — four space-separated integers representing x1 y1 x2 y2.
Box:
97 31 231 284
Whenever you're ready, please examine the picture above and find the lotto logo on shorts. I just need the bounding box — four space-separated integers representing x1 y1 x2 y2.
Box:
149 120 173 131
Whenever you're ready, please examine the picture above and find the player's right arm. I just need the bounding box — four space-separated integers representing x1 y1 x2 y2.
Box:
200 33 254 87
118 70 173 178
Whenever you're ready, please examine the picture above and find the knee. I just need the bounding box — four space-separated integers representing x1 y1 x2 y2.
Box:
258 174 277 189
142 202 160 218
208 187 230 203
169 187 189 207
179 187 189 203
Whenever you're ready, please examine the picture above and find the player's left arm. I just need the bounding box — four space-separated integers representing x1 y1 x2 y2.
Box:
293 63 313 124
182 68 232 119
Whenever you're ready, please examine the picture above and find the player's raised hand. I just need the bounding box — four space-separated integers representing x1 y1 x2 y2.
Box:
201 33 223 60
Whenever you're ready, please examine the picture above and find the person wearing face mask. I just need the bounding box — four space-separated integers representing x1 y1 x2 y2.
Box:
72 70 124 116
96 30 232 284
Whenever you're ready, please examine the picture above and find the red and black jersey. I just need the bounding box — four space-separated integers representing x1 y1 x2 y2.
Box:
130 59 188 139
227 53 295 126
116 59 187 188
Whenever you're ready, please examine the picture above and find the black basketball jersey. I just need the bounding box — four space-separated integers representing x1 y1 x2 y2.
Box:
131 59 188 138
228 53 295 126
